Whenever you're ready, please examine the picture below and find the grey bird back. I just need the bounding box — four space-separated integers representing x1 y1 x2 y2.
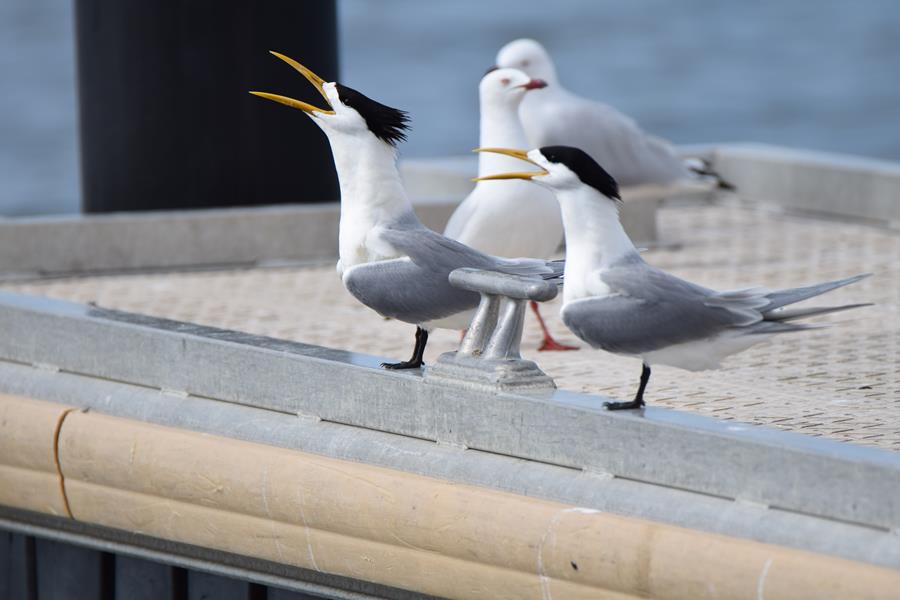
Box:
344 223 563 325
562 257 870 355
561 259 750 354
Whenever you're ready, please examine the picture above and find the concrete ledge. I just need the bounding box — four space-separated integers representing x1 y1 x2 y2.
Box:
0 155 667 278
0 194 652 279
0 203 333 278
3 145 899 278
0 200 455 279
0 291 898 538
713 143 900 225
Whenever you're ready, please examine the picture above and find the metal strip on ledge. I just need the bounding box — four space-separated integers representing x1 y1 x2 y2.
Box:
0 290 898 539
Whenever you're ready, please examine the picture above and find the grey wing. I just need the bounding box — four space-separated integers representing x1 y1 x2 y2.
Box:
588 108 686 186
563 263 759 353
537 100 686 186
380 226 497 271
638 134 691 182
343 259 479 325
380 226 562 278
561 295 727 355
761 273 871 311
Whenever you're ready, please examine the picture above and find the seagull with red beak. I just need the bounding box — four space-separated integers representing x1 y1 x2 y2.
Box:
496 39 733 189
250 53 563 370
444 67 576 351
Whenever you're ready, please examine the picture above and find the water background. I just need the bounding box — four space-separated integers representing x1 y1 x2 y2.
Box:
3 0 900 216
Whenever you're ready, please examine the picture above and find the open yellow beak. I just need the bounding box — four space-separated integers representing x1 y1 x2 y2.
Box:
249 51 336 115
471 147 548 181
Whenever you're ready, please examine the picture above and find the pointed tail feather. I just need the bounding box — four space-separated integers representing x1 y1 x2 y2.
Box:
763 274 871 312
749 321 827 335
765 303 874 322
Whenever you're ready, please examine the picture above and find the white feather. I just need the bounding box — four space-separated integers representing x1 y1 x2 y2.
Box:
641 332 772 371
445 68 563 260
497 39 692 186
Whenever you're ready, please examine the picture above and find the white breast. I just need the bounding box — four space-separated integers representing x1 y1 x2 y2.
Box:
339 219 403 273
452 181 562 259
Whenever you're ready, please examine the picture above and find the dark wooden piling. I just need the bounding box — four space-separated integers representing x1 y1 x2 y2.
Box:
74 1 339 213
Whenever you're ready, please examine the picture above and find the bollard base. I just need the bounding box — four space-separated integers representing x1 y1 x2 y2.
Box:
425 352 556 392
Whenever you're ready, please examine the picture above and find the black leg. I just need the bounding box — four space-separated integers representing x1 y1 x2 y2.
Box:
604 363 650 410
382 327 429 370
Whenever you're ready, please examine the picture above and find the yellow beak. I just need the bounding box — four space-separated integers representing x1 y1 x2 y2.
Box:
471 147 548 181
249 51 336 115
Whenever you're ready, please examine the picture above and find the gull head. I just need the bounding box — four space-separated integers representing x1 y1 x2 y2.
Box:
479 67 546 108
474 146 620 202
250 51 409 147
495 39 557 85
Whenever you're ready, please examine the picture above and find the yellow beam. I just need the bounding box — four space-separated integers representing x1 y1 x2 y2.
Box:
0 395 73 517
54 408 899 600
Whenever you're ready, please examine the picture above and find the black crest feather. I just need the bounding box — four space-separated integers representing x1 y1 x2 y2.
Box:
539 145 620 202
335 83 410 146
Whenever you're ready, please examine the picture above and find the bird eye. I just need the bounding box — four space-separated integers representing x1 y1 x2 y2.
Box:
500 78 510 86
522 60 530 67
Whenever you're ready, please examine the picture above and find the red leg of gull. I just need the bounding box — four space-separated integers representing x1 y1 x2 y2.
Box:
530 301 579 352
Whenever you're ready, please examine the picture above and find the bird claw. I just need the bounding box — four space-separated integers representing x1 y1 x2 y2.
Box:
380 360 424 370
603 399 645 411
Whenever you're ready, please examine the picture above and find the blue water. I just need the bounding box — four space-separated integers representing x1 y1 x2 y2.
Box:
2 0 900 215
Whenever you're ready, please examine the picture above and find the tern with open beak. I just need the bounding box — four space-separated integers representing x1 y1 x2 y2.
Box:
476 145 870 409
250 52 563 369
444 67 575 351
495 39 732 189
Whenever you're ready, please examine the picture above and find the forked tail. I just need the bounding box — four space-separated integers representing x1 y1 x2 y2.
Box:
752 274 873 333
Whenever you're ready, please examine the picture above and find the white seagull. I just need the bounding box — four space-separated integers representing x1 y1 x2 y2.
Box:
444 67 575 351
476 145 870 409
495 38 732 189
250 52 563 369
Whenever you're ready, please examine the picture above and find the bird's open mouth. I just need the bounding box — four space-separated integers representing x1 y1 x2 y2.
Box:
472 148 548 181
249 51 336 115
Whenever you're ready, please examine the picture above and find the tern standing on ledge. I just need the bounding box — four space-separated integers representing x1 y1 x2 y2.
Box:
477 146 870 409
495 39 731 188
250 52 562 369
444 67 575 351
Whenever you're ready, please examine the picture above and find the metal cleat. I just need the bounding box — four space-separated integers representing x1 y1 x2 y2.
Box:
425 268 559 392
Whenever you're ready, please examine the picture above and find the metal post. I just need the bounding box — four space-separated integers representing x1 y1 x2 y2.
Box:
482 297 527 360
458 294 500 357
74 0 339 213
426 268 559 391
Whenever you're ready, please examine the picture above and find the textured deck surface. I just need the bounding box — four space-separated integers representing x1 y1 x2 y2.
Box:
4 201 898 451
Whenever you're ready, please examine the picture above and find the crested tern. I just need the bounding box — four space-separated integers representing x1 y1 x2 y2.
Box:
444 67 575 351
477 145 870 409
495 39 732 189
250 52 562 369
